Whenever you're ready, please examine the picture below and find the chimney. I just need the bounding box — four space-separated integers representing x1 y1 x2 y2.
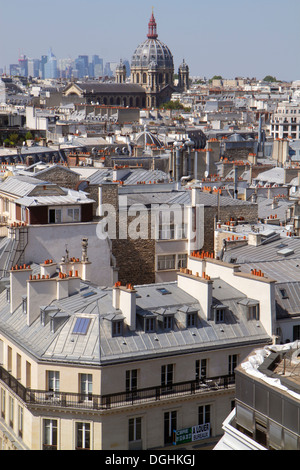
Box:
177 271 213 320
248 232 262 246
113 283 136 331
9 265 32 313
40 259 57 278
27 277 57 326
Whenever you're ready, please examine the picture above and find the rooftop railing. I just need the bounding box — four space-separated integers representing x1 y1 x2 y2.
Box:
0 365 235 412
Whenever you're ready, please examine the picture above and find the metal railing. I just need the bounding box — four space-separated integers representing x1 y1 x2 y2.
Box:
0 365 235 412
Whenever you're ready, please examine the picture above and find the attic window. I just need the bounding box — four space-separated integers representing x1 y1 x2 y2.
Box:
73 317 91 335
145 317 156 332
187 313 197 328
112 320 123 337
163 315 173 330
81 291 96 298
156 287 171 295
280 288 289 299
22 296 27 314
215 308 225 323
248 304 259 320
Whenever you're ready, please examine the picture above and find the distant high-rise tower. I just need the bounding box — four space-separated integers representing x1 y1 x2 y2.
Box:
44 49 58 79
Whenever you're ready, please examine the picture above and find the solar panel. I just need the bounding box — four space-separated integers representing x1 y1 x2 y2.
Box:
72 317 91 335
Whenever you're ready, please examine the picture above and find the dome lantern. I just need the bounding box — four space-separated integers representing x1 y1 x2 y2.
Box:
147 11 158 39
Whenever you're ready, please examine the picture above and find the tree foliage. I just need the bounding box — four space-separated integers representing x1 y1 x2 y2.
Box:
263 75 277 83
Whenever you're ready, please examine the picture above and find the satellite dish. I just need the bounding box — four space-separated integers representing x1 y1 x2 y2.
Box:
204 171 209 178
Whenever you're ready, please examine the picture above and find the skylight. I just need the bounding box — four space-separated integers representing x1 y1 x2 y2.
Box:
156 287 171 295
72 317 91 335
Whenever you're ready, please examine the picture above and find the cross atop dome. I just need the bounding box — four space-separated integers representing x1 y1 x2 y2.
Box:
147 9 158 39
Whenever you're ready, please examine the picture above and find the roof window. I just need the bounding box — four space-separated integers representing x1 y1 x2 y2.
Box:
73 317 91 335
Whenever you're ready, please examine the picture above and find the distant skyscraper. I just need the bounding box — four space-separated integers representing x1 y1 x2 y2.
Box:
27 59 40 78
18 54 28 77
75 56 87 78
44 49 58 79
40 55 48 79
92 55 103 77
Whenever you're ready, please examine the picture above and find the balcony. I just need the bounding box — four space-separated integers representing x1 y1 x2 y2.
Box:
0 365 235 412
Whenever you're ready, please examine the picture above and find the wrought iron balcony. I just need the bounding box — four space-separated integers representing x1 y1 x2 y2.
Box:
0 365 235 412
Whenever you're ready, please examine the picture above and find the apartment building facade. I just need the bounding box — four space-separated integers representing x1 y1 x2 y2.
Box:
270 101 300 141
0 253 273 450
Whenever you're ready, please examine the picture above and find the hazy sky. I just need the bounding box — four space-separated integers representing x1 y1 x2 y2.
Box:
1 0 299 81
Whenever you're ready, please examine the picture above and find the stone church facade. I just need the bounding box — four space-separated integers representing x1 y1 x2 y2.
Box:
63 11 189 109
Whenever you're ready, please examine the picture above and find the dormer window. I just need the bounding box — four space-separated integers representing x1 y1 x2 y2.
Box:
187 312 197 328
215 308 225 323
248 304 259 321
112 320 123 337
6 286 10 303
163 315 173 330
238 299 260 321
145 317 156 333
22 296 27 314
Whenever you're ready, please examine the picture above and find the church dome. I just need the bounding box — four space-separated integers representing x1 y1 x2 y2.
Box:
131 13 174 69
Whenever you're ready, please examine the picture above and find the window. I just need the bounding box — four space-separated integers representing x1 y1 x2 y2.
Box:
163 315 173 330
9 396 14 428
79 374 92 401
112 320 123 337
198 405 211 435
129 417 142 443
75 422 90 450
161 364 173 391
156 287 171 295
228 354 238 375
73 317 91 335
214 308 225 323
177 253 187 269
22 296 27 314
1 389 5 419
126 370 138 397
7 346 12 372
16 353 21 380
157 255 176 271
187 312 197 328
280 288 288 299
293 325 300 341
47 371 60 397
67 208 80 222
164 411 177 445
18 406 23 439
196 359 207 381
158 223 175 240
248 304 259 320
43 419 58 450
145 317 155 332
26 361 31 388
49 208 62 224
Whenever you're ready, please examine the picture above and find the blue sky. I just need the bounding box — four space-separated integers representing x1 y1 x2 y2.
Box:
1 0 299 80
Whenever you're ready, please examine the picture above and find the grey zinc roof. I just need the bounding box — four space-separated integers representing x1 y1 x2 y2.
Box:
88 168 169 186
223 236 300 265
125 189 255 208
0 277 271 366
0 175 52 197
16 192 94 207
